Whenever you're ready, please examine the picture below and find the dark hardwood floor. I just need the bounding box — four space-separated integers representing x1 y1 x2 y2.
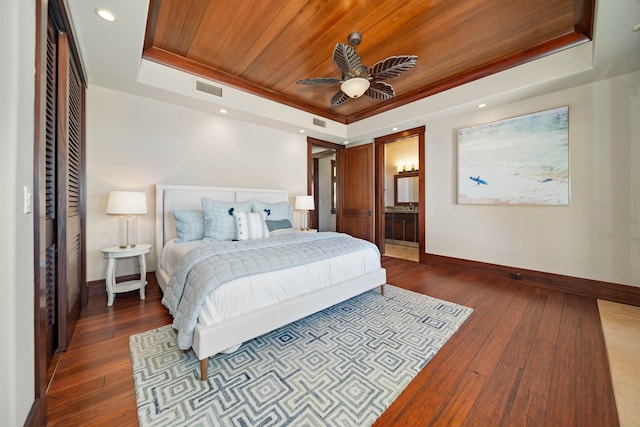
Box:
45 257 619 426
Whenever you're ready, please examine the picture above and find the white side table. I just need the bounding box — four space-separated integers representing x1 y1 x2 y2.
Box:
101 243 151 306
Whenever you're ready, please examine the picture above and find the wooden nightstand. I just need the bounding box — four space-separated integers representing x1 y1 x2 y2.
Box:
101 243 151 306
299 228 318 233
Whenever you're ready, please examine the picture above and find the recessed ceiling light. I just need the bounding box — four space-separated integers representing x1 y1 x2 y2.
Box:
95 8 117 22
477 103 487 108
219 109 227 114
343 141 349 144
299 130 305 133
392 127 398 131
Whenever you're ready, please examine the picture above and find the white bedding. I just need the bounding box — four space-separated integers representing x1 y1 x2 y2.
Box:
160 235 381 327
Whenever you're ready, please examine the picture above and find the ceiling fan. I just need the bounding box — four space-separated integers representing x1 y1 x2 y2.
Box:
296 32 418 107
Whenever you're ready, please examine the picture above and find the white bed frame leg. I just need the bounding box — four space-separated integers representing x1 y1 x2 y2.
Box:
200 358 208 381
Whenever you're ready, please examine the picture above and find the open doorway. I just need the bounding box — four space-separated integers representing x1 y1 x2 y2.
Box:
306 138 343 231
306 128 424 262
383 136 420 261
375 127 425 263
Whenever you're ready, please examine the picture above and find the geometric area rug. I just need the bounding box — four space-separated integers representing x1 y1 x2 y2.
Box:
129 285 472 426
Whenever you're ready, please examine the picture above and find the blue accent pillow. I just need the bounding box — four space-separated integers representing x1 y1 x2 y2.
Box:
265 219 293 232
202 198 252 241
251 200 293 222
173 210 204 242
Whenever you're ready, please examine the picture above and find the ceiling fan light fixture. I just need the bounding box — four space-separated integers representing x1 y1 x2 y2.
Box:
341 77 370 98
297 31 416 106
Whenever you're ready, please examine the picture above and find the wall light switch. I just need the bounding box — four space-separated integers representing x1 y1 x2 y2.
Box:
23 186 32 214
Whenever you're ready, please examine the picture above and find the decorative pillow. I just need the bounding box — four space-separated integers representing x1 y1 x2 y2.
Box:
265 219 295 237
202 198 253 241
265 219 293 232
173 209 204 242
251 200 294 222
234 211 269 241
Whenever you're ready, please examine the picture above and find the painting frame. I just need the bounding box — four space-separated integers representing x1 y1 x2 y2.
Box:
457 106 570 205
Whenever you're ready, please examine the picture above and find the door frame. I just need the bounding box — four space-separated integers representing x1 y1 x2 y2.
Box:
306 137 344 230
374 126 426 262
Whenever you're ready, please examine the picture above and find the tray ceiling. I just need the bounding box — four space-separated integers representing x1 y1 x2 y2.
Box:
143 0 594 124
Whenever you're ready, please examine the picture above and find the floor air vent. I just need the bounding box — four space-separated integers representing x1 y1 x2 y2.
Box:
194 80 223 97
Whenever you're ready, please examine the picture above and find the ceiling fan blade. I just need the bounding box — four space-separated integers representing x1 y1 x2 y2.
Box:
333 43 366 78
330 91 349 107
369 55 418 80
296 78 342 86
366 81 395 100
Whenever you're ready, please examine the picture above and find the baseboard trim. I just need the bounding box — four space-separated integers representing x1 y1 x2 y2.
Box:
24 398 45 427
424 253 640 307
89 261 640 307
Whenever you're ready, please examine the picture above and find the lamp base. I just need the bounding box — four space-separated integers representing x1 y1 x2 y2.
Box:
118 215 138 249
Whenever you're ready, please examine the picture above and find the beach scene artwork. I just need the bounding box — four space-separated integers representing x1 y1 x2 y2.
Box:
458 106 569 205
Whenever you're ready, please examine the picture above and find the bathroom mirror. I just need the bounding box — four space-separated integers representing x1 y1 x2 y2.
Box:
394 172 419 205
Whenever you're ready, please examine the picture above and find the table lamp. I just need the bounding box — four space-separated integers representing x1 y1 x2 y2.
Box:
295 195 315 231
106 191 147 248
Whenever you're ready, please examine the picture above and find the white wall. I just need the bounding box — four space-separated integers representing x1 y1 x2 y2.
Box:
425 71 640 287
0 0 36 424
87 72 640 288
86 86 309 281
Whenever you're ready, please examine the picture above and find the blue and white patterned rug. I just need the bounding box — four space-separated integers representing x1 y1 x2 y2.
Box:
129 285 472 426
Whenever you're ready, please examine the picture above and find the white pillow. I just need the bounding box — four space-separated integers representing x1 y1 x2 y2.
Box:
234 211 269 241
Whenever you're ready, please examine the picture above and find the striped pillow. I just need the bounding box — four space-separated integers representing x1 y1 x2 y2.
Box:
234 211 269 241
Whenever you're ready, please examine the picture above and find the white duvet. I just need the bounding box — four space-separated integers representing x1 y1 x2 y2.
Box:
160 235 381 327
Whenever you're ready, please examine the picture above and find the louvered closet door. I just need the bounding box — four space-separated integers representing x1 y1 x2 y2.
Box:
56 32 84 351
41 18 59 366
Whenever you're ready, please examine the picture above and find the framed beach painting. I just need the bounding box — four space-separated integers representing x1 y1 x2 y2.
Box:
457 106 570 205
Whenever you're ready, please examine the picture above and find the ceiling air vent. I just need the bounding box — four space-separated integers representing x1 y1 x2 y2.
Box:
194 80 223 97
312 117 326 128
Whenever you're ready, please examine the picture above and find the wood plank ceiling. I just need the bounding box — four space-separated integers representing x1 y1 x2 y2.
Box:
143 0 594 124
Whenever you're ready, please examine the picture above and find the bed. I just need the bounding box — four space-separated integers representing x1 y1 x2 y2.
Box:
154 184 387 380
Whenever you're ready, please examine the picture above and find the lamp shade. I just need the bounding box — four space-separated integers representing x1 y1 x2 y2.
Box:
340 77 370 99
106 191 147 215
294 195 315 211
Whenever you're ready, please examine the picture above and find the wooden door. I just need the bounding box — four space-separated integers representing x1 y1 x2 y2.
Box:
34 9 60 401
32 2 86 423
42 20 59 364
337 143 375 242
56 32 85 351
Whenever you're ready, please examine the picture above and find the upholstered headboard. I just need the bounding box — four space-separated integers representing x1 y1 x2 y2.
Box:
154 184 289 264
